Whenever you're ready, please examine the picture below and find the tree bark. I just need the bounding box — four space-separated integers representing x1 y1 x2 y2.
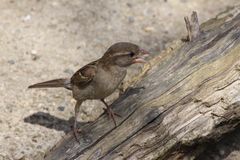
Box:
44 6 240 160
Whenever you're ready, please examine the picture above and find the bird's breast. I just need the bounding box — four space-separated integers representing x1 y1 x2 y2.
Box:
93 66 126 99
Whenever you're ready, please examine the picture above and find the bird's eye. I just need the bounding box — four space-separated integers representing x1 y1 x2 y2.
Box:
129 52 135 57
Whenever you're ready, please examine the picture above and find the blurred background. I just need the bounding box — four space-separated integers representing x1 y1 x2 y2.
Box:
0 0 239 159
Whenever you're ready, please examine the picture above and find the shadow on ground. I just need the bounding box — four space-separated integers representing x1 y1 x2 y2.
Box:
24 87 144 134
24 112 90 134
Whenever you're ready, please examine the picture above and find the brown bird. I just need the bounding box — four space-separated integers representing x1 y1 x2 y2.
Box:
28 42 149 142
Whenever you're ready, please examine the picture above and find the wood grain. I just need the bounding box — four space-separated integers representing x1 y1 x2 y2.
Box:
45 6 240 160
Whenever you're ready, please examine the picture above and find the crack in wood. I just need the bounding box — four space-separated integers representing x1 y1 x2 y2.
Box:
98 108 165 159
45 7 240 160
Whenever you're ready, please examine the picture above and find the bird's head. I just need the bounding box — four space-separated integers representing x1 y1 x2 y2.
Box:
101 42 149 67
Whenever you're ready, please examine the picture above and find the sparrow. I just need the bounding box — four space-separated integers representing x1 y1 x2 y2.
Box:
28 42 149 142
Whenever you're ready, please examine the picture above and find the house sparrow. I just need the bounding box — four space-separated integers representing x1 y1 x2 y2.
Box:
28 42 149 142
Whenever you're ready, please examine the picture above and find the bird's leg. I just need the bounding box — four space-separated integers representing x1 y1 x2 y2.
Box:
100 99 121 127
73 101 82 143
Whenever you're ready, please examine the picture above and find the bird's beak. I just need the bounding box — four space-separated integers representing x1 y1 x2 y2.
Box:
132 49 150 63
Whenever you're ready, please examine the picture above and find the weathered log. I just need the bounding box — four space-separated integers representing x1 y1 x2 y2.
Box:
44 6 240 160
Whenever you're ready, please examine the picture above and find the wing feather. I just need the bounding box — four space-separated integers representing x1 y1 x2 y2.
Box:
70 60 98 88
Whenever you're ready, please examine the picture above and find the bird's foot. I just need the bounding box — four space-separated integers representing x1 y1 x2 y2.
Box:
103 107 121 127
73 127 81 144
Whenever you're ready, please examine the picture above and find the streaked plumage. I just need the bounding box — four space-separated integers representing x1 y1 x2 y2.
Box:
28 42 149 142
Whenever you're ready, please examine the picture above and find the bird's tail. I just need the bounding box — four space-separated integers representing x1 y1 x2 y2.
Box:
28 78 72 90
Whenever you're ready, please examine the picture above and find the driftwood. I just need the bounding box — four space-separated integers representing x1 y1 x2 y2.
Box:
45 7 240 160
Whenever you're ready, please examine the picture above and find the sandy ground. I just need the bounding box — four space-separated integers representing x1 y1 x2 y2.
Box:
0 0 239 159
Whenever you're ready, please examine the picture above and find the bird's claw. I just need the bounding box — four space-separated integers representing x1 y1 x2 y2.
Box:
103 107 121 127
73 127 81 144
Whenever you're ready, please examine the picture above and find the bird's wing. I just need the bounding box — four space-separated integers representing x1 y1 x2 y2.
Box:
70 60 98 88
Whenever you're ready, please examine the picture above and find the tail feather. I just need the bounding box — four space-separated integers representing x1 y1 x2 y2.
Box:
28 78 72 90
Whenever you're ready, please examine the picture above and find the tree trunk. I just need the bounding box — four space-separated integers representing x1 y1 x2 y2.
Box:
44 6 240 160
